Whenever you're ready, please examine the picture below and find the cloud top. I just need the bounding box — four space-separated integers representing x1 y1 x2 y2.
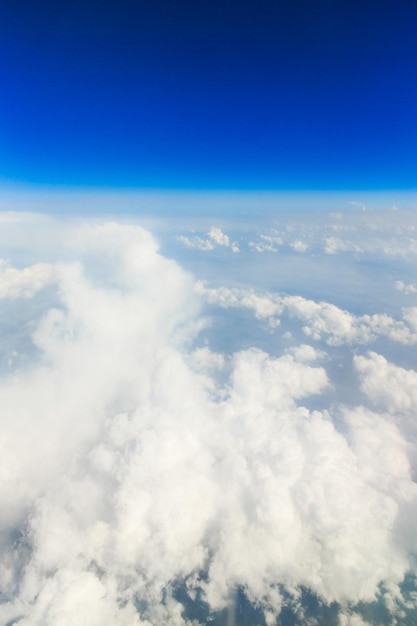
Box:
0 216 416 625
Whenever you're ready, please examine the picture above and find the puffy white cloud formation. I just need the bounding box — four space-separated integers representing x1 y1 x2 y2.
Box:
354 352 417 473
249 233 283 253
178 235 215 251
0 260 55 299
178 208 417 264
0 217 416 625
396 280 417 295
175 208 417 263
324 237 361 255
208 227 229 247
291 240 308 252
355 352 417 415
178 227 239 253
199 285 417 346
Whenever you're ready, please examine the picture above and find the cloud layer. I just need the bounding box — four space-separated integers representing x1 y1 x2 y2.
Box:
199 284 417 346
0 217 416 625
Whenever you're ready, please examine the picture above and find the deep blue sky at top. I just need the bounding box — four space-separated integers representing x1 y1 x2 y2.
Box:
1 1 416 190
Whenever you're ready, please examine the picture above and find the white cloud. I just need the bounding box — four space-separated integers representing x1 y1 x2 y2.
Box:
197 284 283 329
291 240 308 252
338 612 370 625
0 216 416 625
177 227 239 253
403 307 417 331
324 237 361 255
286 344 326 363
0 260 55 298
354 351 417 415
174 209 417 262
208 227 229 247
189 346 225 372
200 285 417 346
396 280 417 295
324 234 417 258
177 235 215 251
249 233 283 253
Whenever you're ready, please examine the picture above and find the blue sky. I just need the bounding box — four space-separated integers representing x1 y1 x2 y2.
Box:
1 0 417 190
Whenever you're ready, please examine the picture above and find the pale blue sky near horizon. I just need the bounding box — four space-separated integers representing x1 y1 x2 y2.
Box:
1 186 417 218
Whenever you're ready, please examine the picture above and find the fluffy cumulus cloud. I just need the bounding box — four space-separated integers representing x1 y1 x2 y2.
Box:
324 237 361 255
249 233 284 253
176 208 417 261
291 240 308 252
354 352 417 414
178 227 239 253
396 280 417 295
0 215 416 626
199 285 417 346
0 260 55 299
